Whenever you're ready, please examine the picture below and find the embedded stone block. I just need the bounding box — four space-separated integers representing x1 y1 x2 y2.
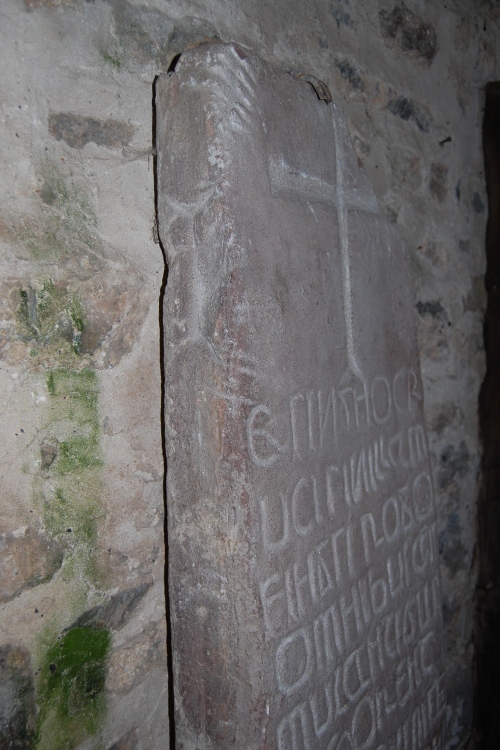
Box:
157 43 445 750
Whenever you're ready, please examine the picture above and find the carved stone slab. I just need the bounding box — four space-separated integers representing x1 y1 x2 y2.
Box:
157 43 445 750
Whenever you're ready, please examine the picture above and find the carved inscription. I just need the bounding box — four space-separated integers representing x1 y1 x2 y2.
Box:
247 368 423 469
159 43 444 749
248 368 443 748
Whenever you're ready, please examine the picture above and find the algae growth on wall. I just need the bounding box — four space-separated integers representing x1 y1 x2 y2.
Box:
0 17 167 742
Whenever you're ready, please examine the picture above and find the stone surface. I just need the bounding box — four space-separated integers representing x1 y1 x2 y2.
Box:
107 727 138 750
0 1 499 748
157 43 445 749
68 583 153 632
0 5 168 747
379 3 438 64
0 645 36 748
0 527 64 603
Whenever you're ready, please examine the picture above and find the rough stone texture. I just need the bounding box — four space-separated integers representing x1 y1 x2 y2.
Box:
0 527 64 603
48 113 135 150
0 2 167 748
379 3 439 64
158 43 444 749
0 645 36 748
0 0 498 748
107 727 139 750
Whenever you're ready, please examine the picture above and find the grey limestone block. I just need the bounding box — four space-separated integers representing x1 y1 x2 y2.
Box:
156 42 445 750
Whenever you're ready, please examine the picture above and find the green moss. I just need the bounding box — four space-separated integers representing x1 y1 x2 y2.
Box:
37 279 57 313
47 370 56 396
40 368 106 587
15 161 101 262
32 367 109 742
100 50 122 69
44 369 101 479
43 486 99 546
16 279 88 367
45 368 99 426
69 298 86 354
35 627 110 750
57 434 102 475
18 289 32 330
5 164 103 750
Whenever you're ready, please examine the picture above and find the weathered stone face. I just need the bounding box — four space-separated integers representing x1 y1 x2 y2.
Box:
0 645 36 747
0 527 64 603
157 43 445 749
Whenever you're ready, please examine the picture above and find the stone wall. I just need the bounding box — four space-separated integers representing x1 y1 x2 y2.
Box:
0 1 498 748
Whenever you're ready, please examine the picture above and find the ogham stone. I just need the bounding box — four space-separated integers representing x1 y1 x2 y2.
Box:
156 43 445 750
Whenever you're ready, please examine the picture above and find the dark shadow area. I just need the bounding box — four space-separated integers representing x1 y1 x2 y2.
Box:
475 81 500 749
167 53 182 73
152 73 176 750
